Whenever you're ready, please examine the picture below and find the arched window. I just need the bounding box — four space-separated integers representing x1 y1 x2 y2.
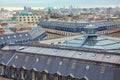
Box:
54 73 62 80
42 71 48 80
11 67 15 79
79 78 87 80
31 71 35 80
67 75 73 80
21 69 24 80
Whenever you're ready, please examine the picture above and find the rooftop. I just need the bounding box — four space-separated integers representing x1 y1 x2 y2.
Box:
2 43 120 65
41 25 120 50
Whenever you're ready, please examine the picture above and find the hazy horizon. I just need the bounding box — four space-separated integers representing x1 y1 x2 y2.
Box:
1 5 120 10
1 0 120 10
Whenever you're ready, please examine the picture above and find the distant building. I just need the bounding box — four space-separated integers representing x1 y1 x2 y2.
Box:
0 11 13 20
38 20 120 33
16 12 40 24
0 26 45 47
24 6 27 11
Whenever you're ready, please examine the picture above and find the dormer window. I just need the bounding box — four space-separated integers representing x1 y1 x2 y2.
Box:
36 58 39 62
14 35 16 38
19 34 22 37
1 37 4 39
8 36 10 39
25 34 28 36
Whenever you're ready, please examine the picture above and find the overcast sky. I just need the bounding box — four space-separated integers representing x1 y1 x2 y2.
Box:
1 0 120 8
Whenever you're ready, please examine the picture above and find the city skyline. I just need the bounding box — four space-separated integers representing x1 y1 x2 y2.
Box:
1 0 120 8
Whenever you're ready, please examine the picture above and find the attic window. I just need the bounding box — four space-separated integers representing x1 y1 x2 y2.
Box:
1 37 4 39
8 36 10 39
59 61 62 66
86 65 90 70
25 56 29 62
100 66 106 73
25 34 28 36
13 35 16 38
46 58 51 65
71 61 77 69
79 52 82 55
36 58 39 62
15 56 18 59
19 34 22 37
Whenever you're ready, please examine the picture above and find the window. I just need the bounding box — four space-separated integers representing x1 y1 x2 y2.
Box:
71 60 77 69
25 56 29 62
36 58 39 62
79 78 87 80
100 66 106 74
1 37 4 39
8 36 10 39
11 68 15 78
21 69 24 79
19 34 22 37
28 19 30 21
13 35 16 38
32 71 35 80
25 34 28 36
59 61 62 66
86 65 90 70
0 66 4 75
67 76 73 80
15 56 18 59
54 74 61 80
42 72 47 80
46 58 51 65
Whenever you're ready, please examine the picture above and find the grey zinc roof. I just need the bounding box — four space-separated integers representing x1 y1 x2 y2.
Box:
15 46 120 65
1 50 119 80
0 26 45 45
38 20 120 29
0 50 15 65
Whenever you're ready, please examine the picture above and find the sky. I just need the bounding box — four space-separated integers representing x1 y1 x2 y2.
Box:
1 0 120 8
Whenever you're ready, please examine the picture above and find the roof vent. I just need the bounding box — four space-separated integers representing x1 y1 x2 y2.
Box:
106 55 111 58
19 47 25 50
79 52 82 55
92 54 96 57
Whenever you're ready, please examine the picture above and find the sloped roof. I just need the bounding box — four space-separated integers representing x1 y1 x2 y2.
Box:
0 26 45 44
0 45 119 80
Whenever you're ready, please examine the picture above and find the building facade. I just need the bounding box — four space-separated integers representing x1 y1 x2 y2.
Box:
38 20 120 33
16 13 40 24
